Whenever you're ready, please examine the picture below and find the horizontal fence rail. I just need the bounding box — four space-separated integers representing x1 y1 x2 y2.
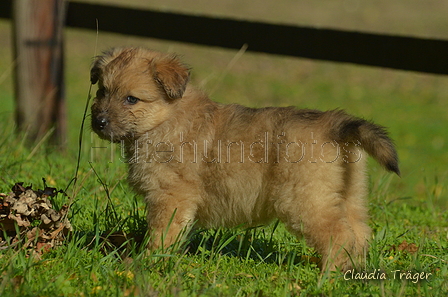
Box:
1 0 448 75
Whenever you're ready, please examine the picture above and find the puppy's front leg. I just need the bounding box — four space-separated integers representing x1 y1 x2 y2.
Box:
145 195 197 252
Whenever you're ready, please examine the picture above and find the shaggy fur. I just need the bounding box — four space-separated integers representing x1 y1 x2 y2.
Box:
90 47 399 271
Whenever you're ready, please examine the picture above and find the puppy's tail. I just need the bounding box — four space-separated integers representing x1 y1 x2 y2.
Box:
327 110 400 176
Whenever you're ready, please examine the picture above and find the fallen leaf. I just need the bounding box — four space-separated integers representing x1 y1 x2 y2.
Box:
0 182 72 256
390 240 419 255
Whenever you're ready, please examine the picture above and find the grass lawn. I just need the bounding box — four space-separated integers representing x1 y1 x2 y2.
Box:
0 1 447 296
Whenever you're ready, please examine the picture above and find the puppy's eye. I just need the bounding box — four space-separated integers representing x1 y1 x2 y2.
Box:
126 96 139 104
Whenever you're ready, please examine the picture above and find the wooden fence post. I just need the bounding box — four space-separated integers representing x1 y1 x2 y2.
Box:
12 0 66 146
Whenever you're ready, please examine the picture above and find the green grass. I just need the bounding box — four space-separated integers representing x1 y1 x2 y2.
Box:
0 128 447 296
1 1 448 295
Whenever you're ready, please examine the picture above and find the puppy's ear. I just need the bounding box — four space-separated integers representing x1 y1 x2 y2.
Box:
90 60 101 85
90 53 110 85
90 47 127 84
153 55 190 99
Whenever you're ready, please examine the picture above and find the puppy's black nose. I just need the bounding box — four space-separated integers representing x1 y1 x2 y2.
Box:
93 116 108 130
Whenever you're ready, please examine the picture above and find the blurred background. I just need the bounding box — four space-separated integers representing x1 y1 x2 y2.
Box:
0 0 447 208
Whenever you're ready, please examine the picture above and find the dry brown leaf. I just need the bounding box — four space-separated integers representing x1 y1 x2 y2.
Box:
0 182 72 256
390 240 419 255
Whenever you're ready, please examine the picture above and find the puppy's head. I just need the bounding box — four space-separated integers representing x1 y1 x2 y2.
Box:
90 47 190 142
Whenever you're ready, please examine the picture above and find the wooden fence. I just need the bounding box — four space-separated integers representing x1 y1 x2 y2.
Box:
1 0 447 145
1 0 448 75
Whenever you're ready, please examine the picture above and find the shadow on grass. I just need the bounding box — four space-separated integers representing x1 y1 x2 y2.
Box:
78 221 320 268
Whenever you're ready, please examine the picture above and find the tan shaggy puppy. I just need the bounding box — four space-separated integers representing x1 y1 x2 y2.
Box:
90 47 399 272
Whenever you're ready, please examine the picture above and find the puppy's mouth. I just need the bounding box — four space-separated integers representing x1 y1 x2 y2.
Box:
91 115 131 143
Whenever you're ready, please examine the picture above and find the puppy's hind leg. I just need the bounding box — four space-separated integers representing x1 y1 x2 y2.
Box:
340 156 371 269
277 167 361 272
